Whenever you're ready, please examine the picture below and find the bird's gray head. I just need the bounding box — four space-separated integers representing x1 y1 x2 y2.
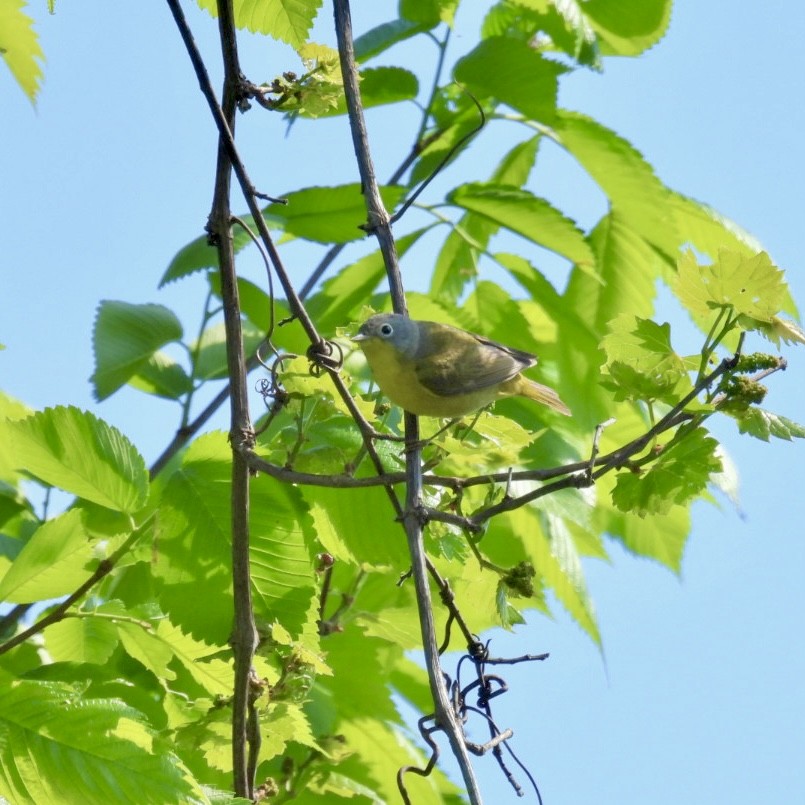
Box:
352 313 420 358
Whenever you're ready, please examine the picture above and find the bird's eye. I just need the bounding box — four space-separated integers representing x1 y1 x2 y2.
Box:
379 323 394 337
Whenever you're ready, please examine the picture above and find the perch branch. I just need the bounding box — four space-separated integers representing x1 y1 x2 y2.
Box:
333 1 482 801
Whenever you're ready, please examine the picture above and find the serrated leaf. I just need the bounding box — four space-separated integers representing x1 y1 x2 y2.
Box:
303 485 408 569
128 351 194 400
612 428 722 517
597 497 690 572
748 315 805 347
482 0 600 69
156 433 317 642
196 0 320 48
249 476 317 638
354 18 427 62
153 433 234 643
553 111 677 255
298 66 419 118
454 36 565 121
431 137 540 302
92 301 184 400
45 616 119 665
583 0 672 56
192 321 264 380
117 620 176 682
261 702 319 760
601 315 688 402
733 408 805 442
0 509 118 603
159 223 258 286
495 582 527 631
8 406 148 513
674 249 787 325
449 183 595 273
0 0 45 105
154 620 233 695
263 184 406 244
0 676 207 805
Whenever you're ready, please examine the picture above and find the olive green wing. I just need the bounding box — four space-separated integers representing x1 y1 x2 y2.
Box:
413 323 536 397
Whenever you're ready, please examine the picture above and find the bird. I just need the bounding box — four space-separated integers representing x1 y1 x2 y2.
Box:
352 313 570 418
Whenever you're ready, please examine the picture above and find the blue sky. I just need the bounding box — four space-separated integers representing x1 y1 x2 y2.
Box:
3 2 804 803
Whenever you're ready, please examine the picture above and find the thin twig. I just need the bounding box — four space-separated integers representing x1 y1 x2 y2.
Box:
0 527 144 657
167 0 262 795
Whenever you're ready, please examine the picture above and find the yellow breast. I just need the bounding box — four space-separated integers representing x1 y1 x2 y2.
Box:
358 338 501 417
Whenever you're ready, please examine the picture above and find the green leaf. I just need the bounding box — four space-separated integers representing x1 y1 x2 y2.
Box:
496 252 600 353
518 509 600 646
431 137 540 302
128 352 194 400
612 428 722 517
8 406 148 513
156 433 316 641
264 184 407 244
249 476 317 639
583 0 672 56
674 249 787 324
45 616 119 665
601 315 688 403
92 301 184 401
553 110 677 255
304 485 409 568
195 0 321 48
454 36 565 122
733 408 805 442
496 582 527 630
300 66 419 118
597 497 690 573
153 434 234 643
567 212 659 333
448 183 595 272
353 18 428 62
482 0 600 69
0 509 122 603
341 66 418 113
0 675 208 805
159 224 257 287
153 620 233 695
306 237 413 333
0 0 45 105
192 321 264 380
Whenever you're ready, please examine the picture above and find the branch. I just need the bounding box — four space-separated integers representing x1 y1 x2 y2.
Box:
209 0 259 797
0 528 144 657
333 1 482 801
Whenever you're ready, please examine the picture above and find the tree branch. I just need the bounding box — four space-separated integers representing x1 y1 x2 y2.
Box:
0 528 144 657
333 1 482 801
207 0 259 796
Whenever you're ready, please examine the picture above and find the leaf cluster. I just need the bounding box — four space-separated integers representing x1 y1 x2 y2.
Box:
2 0 803 802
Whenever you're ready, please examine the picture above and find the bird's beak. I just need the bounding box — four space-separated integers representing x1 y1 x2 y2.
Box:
351 333 367 343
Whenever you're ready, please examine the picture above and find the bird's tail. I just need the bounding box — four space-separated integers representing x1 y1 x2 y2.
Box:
521 378 571 416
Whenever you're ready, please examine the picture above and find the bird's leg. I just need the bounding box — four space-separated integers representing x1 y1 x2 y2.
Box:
454 408 487 443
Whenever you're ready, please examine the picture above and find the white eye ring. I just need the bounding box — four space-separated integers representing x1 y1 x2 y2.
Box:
379 323 394 337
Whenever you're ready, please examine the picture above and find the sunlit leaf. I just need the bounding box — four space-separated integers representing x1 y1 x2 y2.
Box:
449 183 595 272
196 0 321 48
0 0 44 104
454 36 565 121
612 428 722 516
0 675 207 805
92 302 183 401
8 407 148 513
